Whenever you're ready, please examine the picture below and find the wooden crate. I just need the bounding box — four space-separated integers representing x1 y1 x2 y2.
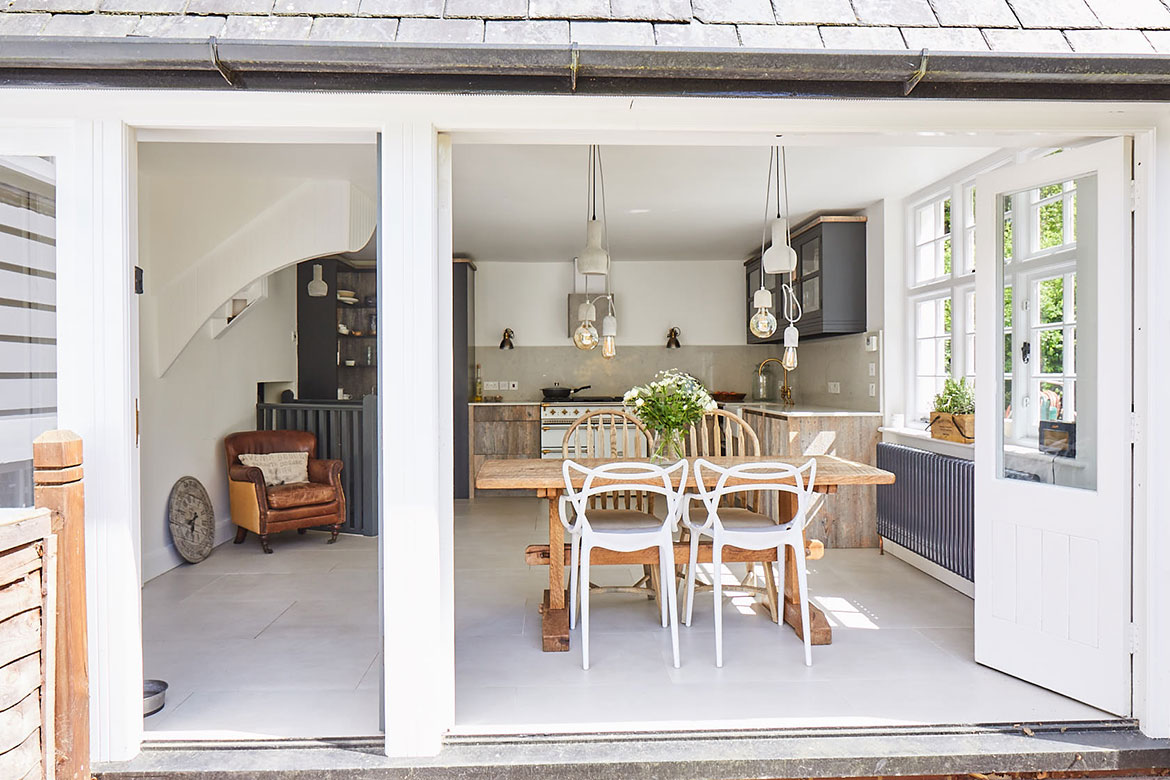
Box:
929 413 975 444
0 509 55 780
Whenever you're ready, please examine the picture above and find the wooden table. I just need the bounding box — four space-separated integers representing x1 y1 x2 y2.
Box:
474 455 895 652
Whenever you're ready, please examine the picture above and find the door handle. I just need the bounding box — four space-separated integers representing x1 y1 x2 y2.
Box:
1021 341 1031 364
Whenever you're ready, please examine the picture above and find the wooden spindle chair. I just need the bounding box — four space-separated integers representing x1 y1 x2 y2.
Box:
681 410 782 621
562 410 662 603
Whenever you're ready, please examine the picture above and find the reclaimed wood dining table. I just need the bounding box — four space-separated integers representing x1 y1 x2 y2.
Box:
474 455 895 652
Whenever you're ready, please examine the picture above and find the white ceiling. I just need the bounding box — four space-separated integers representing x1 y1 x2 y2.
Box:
452 144 993 263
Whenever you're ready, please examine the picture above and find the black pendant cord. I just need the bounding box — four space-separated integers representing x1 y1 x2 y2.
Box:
775 145 782 220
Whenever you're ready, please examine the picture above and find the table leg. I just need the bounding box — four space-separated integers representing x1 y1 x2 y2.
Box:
779 492 833 645
539 489 570 652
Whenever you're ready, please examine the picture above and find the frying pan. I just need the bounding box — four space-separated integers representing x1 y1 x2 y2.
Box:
541 383 591 400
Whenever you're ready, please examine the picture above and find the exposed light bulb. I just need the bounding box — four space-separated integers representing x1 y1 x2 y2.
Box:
750 308 778 339
600 312 617 359
573 320 599 350
781 324 799 370
749 287 776 338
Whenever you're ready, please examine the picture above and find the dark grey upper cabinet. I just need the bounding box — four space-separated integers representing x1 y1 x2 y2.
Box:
745 216 867 343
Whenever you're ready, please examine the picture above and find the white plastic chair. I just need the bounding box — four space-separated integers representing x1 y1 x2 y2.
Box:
682 457 817 668
560 459 688 671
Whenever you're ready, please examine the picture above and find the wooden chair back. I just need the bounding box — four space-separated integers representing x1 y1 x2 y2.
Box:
563 410 654 511
685 410 761 511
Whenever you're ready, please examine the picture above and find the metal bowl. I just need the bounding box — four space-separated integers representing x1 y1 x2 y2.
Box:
144 679 168 717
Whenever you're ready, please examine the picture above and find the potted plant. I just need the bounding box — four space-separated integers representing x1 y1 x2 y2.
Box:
929 377 975 443
624 370 717 463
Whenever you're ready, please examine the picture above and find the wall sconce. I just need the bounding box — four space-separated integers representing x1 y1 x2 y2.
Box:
499 328 515 350
666 327 681 349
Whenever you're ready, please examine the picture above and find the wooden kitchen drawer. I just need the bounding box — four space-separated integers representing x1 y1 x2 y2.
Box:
470 404 539 422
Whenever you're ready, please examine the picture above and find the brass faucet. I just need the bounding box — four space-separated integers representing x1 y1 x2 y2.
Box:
757 358 794 406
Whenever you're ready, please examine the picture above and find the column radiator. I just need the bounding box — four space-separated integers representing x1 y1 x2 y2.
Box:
257 395 378 536
876 442 974 582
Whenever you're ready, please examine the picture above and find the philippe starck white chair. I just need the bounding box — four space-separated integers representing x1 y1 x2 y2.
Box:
560 459 688 671
682 457 817 668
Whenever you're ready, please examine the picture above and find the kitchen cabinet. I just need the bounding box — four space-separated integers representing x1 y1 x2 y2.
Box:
468 403 539 498
746 215 867 343
296 258 377 401
453 258 476 498
740 406 881 548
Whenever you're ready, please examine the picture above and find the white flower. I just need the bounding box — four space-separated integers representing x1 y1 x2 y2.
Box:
635 398 644 407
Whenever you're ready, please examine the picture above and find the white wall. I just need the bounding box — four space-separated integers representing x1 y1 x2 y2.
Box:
138 265 297 581
474 259 745 347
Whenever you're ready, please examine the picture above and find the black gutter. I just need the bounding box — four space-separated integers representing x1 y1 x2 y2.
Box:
3 38 1170 98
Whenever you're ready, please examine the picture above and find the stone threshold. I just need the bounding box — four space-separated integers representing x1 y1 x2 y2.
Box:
95 721 1170 779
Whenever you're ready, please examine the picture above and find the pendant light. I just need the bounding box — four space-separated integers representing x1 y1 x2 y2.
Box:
600 298 617 359
307 263 328 297
762 147 798 275
576 145 610 276
573 297 599 350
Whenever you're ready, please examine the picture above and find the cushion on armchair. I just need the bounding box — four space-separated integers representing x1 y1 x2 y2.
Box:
238 451 309 486
266 481 336 509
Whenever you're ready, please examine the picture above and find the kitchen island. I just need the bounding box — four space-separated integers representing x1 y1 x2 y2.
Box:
732 404 882 549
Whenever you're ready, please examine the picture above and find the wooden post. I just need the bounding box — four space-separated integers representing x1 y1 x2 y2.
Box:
33 430 89 780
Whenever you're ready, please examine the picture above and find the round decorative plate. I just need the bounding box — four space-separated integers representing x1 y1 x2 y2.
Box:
168 476 215 564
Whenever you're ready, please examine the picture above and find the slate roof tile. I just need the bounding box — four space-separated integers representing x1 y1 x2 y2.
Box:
1083 0 1170 29
983 27 1072 50
221 13 313 36
1065 27 1155 49
901 26 991 49
309 14 396 38
851 0 937 27
570 19 655 44
357 0 440 15
99 0 187 14
0 11 51 32
1005 0 1100 29
929 0 1018 28
819 24 908 48
653 20 740 46
131 12 227 34
737 22 822 48
444 0 526 19
4 0 99 13
396 15 482 40
772 0 856 25
187 0 273 16
609 0 692 22
691 0 774 25
529 0 609 19
486 18 570 42
42 11 140 33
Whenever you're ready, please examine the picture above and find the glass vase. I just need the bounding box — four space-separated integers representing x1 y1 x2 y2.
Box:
651 428 686 465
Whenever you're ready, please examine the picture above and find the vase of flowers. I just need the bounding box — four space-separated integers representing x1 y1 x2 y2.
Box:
623 370 717 464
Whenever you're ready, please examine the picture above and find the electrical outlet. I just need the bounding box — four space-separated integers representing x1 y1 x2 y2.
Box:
484 381 499 391
868 383 877 397
868 362 876 377
508 381 519 391
827 382 841 394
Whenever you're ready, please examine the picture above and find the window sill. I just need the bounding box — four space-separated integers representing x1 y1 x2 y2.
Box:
879 426 974 460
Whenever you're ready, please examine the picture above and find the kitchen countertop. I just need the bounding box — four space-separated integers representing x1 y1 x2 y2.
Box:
468 401 542 406
734 403 882 418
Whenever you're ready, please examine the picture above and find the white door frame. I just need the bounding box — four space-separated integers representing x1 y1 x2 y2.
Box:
4 92 1168 760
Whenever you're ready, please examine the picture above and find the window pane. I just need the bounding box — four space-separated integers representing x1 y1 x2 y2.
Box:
802 275 820 313
966 334 976 376
1039 183 1063 198
1038 329 1064 374
1039 380 1065 421
1039 198 1064 250
1005 333 1013 374
1004 378 1013 417
943 237 952 275
916 244 935 282
942 337 952 375
1038 276 1064 324
917 300 937 337
0 156 57 509
1003 285 1013 327
943 198 951 234
942 297 952 334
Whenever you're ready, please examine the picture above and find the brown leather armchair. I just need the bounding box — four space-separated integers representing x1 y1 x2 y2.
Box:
224 430 345 554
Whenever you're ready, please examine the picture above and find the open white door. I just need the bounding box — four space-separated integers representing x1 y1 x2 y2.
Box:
974 138 1132 716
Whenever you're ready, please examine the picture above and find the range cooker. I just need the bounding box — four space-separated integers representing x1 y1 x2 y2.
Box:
540 397 625 459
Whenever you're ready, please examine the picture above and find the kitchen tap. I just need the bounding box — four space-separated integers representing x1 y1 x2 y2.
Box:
757 358 793 406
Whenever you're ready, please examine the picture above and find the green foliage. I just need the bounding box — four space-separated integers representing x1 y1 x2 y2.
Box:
623 370 716 434
933 377 975 415
1037 276 1067 373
